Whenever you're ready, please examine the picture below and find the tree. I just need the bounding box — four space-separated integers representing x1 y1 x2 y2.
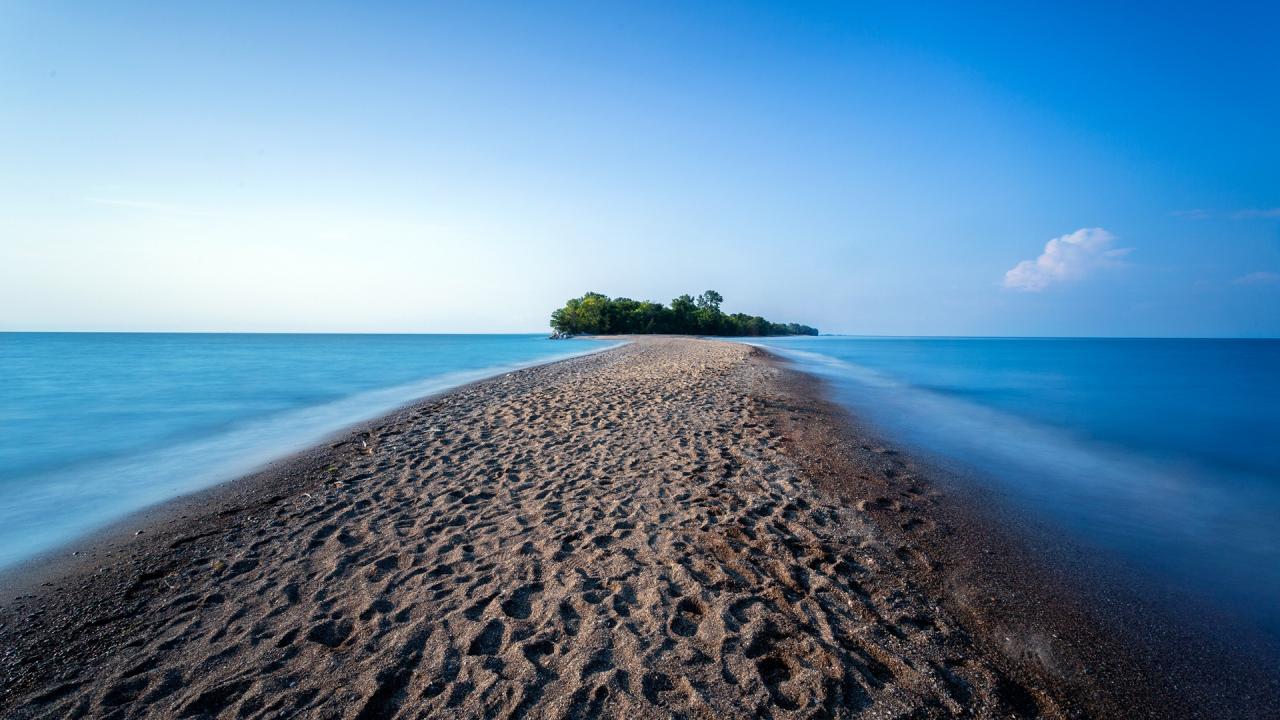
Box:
696 290 722 312
669 294 698 332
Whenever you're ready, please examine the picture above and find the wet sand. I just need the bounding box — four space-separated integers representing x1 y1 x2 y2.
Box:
0 337 1241 718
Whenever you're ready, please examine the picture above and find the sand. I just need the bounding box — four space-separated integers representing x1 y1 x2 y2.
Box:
0 338 1186 718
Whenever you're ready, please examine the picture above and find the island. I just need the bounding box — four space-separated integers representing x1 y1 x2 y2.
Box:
550 290 819 336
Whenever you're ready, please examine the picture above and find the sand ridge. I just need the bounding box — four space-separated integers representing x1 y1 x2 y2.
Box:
1 338 1059 718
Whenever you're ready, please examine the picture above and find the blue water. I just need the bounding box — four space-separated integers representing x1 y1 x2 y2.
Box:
0 333 614 570
746 337 1280 639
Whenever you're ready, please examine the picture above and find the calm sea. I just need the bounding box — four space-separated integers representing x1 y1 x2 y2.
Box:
746 336 1280 642
0 333 614 570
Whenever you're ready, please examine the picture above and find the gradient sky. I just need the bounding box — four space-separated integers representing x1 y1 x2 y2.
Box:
2 1 1277 336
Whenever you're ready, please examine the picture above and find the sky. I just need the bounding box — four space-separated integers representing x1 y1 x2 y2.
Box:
1 1 1277 336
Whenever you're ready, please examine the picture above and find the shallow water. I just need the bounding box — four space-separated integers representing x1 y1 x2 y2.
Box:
0 333 614 569
746 336 1280 641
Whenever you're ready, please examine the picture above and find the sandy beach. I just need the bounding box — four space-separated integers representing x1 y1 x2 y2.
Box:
0 338 1238 718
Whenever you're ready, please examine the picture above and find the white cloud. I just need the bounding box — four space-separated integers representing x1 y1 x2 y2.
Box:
1232 271 1280 285
1002 228 1131 292
1232 208 1280 220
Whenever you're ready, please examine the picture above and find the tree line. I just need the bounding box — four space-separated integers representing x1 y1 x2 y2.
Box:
549 290 819 337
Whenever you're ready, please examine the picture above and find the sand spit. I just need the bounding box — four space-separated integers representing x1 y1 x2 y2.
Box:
1 338 1127 718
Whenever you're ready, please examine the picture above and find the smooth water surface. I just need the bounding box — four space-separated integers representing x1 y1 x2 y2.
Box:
747 337 1280 639
0 333 613 569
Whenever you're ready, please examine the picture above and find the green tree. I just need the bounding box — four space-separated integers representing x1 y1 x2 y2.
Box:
548 290 817 337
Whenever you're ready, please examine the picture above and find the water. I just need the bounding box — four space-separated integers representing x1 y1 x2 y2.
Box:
0 333 614 570
745 336 1280 640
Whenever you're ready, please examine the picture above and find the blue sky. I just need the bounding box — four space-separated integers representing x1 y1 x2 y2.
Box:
2 1 1277 336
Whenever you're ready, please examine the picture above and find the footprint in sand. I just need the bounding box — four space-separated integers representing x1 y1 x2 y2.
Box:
467 619 504 656
501 582 544 620
668 597 704 637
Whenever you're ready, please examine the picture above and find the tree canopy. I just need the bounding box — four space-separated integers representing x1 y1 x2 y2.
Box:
550 291 818 337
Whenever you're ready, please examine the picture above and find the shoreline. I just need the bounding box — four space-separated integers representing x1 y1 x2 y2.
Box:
763 352 1280 718
0 339 625 594
0 337 1267 717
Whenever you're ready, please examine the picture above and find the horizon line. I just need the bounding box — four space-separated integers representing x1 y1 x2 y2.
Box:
1 330 1277 341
